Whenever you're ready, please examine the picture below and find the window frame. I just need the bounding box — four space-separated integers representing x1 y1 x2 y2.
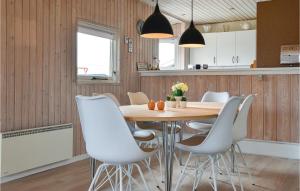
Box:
76 20 120 84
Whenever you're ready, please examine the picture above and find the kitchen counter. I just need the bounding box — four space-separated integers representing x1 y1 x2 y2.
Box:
140 67 299 144
139 67 300 76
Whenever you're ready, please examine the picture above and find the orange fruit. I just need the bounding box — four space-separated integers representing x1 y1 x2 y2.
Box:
148 99 155 110
157 100 165 111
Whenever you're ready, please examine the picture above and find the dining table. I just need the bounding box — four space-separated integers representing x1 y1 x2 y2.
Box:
90 102 223 191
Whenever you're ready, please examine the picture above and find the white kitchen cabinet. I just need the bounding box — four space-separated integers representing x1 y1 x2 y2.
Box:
189 30 256 68
216 32 236 66
190 33 217 66
235 30 256 66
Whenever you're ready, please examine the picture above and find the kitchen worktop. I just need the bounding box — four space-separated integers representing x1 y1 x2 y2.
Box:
139 67 300 76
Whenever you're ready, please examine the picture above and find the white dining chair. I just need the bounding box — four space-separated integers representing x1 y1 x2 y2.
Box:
93 92 157 142
174 96 242 191
127 91 183 179
127 92 150 105
186 91 230 134
230 94 255 190
76 95 158 191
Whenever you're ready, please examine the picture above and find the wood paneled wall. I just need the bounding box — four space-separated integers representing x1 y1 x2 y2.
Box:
0 0 157 155
141 74 300 143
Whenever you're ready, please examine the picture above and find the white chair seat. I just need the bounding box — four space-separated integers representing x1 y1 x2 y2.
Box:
187 121 212 134
133 130 156 141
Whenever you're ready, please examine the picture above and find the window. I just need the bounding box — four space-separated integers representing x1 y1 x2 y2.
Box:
159 39 178 70
77 21 119 83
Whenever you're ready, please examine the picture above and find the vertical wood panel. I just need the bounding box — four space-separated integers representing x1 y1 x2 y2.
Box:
263 75 277 140
14 0 22 130
206 76 217 92
60 0 67 123
276 75 291 141
290 75 299 143
251 76 264 139
28 0 37 129
48 0 56 125
239 76 252 138
0 0 7 131
35 0 43 127
140 76 166 101
228 76 240 96
42 0 50 126
216 75 228 92
194 76 208 101
22 0 30 129
183 76 196 101
7 0 15 131
54 0 61 124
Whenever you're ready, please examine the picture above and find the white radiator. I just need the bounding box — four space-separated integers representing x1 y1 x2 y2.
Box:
0 124 73 177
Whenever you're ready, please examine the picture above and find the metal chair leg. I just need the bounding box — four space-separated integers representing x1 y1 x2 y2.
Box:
174 153 192 191
220 154 237 191
132 163 151 191
144 157 161 189
231 144 236 173
209 156 218 191
236 143 255 185
88 164 106 191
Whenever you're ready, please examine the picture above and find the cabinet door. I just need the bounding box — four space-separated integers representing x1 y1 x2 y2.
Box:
236 30 256 66
190 33 217 66
216 32 236 66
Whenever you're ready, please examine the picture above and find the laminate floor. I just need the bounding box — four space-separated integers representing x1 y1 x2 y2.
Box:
1 154 299 191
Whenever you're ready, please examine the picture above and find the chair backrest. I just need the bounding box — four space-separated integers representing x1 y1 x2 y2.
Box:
233 94 255 143
93 92 120 106
194 96 242 154
76 95 146 163
127 92 149 105
201 91 230 103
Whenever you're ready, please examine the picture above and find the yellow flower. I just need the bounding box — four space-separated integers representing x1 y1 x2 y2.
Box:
171 82 189 92
182 83 188 92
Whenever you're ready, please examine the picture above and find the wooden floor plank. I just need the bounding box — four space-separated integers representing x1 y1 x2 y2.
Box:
1 154 299 191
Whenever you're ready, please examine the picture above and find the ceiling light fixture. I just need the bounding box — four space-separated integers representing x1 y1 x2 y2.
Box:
140 0 174 39
179 0 205 48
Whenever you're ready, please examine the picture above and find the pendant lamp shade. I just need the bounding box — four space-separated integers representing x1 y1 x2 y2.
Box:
141 4 174 39
179 0 205 48
179 21 205 48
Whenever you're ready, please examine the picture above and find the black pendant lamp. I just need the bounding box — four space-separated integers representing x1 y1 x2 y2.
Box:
179 0 205 48
141 0 174 39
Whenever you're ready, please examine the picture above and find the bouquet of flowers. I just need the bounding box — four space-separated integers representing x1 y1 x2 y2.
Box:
171 82 189 97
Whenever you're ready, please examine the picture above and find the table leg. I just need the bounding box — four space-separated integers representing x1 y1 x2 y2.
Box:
90 158 96 190
231 144 235 173
162 121 176 191
119 165 123 191
179 128 183 166
90 158 96 178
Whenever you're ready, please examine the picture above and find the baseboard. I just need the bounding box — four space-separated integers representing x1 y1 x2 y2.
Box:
0 154 89 184
238 139 300 160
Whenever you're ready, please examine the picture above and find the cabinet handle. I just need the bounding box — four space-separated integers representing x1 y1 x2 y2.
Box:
236 56 239 63
232 56 235 63
213 56 216 64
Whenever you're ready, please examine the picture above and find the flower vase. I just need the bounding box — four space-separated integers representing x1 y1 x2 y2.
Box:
180 101 187 108
175 96 182 108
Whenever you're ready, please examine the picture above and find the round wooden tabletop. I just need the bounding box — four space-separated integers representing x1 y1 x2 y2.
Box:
119 102 223 122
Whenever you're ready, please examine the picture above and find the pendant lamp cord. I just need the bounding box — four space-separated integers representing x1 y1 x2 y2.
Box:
191 0 194 21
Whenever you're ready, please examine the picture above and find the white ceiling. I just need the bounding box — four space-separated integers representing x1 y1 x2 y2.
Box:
141 0 262 24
